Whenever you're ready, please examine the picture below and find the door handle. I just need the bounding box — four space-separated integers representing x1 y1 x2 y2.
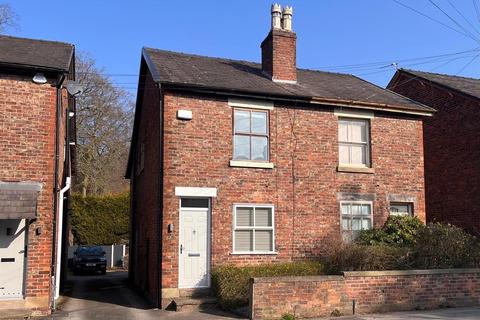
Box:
180 244 183 254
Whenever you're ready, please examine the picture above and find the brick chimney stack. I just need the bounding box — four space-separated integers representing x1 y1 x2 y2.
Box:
261 4 297 83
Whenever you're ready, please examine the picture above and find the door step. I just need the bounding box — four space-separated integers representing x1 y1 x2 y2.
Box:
170 296 218 312
179 287 212 298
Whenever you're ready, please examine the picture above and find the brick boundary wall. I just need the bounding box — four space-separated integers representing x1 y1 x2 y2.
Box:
250 269 480 319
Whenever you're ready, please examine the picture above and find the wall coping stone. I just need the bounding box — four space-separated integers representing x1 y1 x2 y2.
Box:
343 268 480 277
251 269 480 283
252 275 343 283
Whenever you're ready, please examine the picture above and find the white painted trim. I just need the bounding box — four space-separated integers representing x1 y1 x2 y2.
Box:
229 160 274 169
178 198 211 289
232 204 275 254
231 252 278 255
175 187 217 197
272 78 297 84
334 108 374 119
228 98 274 110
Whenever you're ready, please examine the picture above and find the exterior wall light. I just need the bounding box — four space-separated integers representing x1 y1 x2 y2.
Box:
32 73 47 84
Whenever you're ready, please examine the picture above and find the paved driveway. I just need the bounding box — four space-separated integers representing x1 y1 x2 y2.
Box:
39 271 239 320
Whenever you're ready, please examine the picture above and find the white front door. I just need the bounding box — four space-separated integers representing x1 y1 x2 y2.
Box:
179 200 210 288
0 219 26 299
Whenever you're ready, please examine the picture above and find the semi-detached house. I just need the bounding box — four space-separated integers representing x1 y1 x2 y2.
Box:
0 35 75 316
126 5 435 308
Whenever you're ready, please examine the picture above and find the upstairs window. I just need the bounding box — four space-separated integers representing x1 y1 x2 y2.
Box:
338 118 370 167
233 109 269 161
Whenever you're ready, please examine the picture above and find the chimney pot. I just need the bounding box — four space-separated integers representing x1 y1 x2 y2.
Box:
282 6 293 31
261 4 297 83
271 3 282 30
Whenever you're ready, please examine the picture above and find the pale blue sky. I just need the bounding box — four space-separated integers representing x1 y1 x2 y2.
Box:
6 1 480 93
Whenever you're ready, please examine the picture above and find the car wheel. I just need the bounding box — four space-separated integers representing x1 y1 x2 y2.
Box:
101 269 106 275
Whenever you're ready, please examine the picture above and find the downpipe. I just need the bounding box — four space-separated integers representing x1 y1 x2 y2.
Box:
54 177 71 303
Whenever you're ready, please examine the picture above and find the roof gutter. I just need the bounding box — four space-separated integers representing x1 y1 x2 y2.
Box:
0 62 68 73
309 96 435 117
159 83 434 117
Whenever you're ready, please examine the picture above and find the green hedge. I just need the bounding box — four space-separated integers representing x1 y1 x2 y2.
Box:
211 262 324 310
357 215 424 247
325 221 480 273
323 244 411 274
70 193 129 245
411 222 480 268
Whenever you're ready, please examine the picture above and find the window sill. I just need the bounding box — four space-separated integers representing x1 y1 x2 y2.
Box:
230 252 278 255
229 160 274 169
337 165 375 174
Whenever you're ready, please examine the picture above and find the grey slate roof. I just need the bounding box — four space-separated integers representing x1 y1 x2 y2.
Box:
143 48 434 114
398 69 480 99
0 35 74 72
0 182 42 219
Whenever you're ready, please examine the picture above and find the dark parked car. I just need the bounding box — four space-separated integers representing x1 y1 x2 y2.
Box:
73 246 107 275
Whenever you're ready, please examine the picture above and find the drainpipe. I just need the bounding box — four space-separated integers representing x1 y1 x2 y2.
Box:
50 75 64 310
54 177 71 301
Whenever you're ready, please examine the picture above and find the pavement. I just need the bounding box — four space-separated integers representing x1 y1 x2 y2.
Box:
31 271 480 320
346 307 480 319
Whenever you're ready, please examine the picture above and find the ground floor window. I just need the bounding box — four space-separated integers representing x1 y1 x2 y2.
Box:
389 202 413 216
341 201 373 242
233 204 274 253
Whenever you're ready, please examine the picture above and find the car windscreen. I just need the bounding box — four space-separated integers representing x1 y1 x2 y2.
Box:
77 246 103 255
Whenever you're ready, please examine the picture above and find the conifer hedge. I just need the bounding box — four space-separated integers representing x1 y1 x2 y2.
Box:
70 193 129 245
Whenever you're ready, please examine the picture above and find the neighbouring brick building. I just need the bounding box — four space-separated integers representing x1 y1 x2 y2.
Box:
388 69 480 236
0 35 75 316
126 5 434 308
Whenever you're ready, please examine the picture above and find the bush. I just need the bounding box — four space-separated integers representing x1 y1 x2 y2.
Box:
71 192 129 245
323 243 411 274
211 262 324 309
410 223 480 269
357 215 424 247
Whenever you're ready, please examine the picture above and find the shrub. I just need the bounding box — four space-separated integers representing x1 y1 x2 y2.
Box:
211 262 324 309
323 243 411 274
410 223 480 269
281 314 295 320
357 215 424 247
70 192 130 245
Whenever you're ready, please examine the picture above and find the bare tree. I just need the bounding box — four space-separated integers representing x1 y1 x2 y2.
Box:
74 53 133 196
0 3 17 33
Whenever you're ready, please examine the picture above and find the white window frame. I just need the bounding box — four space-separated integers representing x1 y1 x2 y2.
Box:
232 108 270 162
389 202 414 216
338 118 371 168
232 204 276 254
340 201 373 242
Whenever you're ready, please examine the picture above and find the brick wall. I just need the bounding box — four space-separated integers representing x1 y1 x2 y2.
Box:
159 91 425 291
129 64 161 304
261 29 297 82
389 74 480 236
0 73 68 313
251 269 480 319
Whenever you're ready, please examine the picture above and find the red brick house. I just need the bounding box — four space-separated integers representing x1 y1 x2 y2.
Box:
126 5 434 308
388 69 480 236
0 35 75 316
